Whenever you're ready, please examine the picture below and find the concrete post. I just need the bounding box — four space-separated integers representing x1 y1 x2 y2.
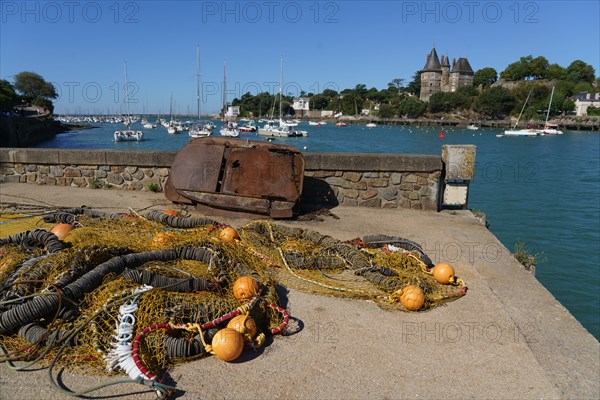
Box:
439 145 476 210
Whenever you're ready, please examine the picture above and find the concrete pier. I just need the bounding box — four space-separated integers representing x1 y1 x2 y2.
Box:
0 182 598 400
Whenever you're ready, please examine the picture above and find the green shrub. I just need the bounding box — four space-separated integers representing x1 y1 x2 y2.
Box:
147 183 160 192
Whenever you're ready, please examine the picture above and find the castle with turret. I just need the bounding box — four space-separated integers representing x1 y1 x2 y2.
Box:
420 47 474 102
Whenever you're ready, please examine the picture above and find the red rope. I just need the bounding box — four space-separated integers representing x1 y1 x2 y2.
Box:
267 303 289 335
199 308 242 329
206 223 229 235
131 323 172 380
131 298 289 379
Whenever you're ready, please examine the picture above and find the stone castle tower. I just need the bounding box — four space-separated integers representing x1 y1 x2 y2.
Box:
420 47 474 102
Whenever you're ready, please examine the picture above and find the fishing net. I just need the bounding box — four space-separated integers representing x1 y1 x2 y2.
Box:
0 207 466 395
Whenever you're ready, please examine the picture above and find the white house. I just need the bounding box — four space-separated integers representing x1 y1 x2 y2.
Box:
361 102 380 116
226 106 240 118
573 92 600 116
292 97 310 117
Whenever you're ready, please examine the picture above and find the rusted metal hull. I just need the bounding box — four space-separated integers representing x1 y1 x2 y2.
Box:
166 137 304 218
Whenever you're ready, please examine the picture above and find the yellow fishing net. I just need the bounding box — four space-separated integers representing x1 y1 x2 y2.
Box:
0 208 467 384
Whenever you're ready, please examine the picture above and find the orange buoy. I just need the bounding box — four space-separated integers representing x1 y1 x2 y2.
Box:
163 209 180 217
432 263 455 284
219 227 240 243
233 276 259 300
211 328 244 362
439 129 445 139
50 224 74 240
400 285 425 311
227 315 258 342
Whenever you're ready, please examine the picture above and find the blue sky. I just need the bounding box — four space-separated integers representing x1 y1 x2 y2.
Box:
1 0 599 114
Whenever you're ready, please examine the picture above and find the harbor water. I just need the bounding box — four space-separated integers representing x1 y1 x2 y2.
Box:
35 121 600 339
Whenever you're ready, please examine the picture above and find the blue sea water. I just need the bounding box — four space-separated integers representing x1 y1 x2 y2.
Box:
36 121 600 339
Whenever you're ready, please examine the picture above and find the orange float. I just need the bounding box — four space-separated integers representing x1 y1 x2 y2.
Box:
400 285 425 311
219 227 240 243
211 328 244 362
432 263 455 284
227 315 258 342
50 224 74 240
233 276 259 300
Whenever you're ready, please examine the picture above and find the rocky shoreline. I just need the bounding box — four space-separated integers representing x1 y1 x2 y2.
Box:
0 115 87 147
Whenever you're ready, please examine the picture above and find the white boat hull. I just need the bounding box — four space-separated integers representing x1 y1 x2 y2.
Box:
540 129 563 135
220 129 239 137
503 129 541 136
189 130 211 138
258 128 291 137
114 130 144 142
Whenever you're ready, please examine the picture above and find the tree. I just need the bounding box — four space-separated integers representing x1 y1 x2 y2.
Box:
309 93 329 111
388 78 405 93
565 60 595 83
406 71 421 96
572 82 594 93
14 71 57 102
529 56 549 79
500 56 532 80
340 91 363 115
546 63 566 80
561 99 575 114
322 88 338 99
397 97 426 118
455 86 478 109
473 67 498 87
378 103 395 119
366 87 385 103
0 80 18 112
354 84 367 96
428 92 454 113
475 87 515 118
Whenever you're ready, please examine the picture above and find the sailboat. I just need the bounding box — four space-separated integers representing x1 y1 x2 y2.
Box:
539 86 563 135
114 62 144 142
189 45 212 138
257 58 308 138
219 61 240 137
502 88 540 137
166 95 178 134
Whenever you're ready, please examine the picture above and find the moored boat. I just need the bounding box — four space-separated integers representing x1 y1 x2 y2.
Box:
114 130 144 142
503 129 540 137
189 122 212 138
539 123 563 135
256 58 309 139
239 120 257 133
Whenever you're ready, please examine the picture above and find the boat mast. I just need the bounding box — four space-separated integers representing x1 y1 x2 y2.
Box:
279 57 283 122
545 86 555 127
124 62 130 129
514 88 533 129
197 45 201 119
222 60 227 123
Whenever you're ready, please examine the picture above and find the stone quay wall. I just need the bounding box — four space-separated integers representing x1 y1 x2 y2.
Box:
0 148 443 211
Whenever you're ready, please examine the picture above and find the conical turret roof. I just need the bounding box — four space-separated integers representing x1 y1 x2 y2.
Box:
451 58 474 75
422 48 442 72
